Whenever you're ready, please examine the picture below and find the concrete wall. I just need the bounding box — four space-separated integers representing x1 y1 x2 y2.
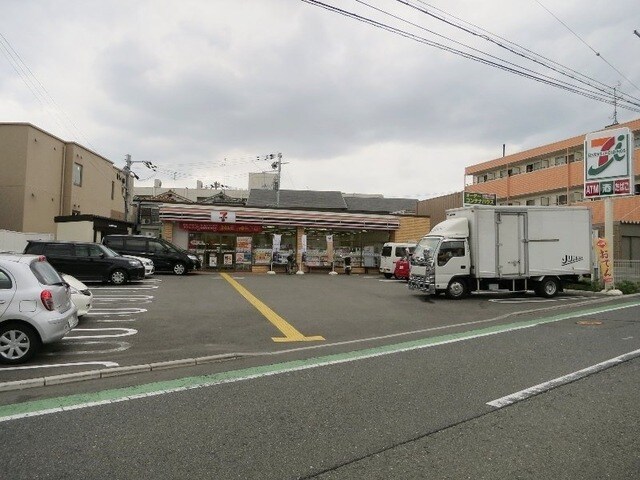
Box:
0 229 53 253
56 221 95 242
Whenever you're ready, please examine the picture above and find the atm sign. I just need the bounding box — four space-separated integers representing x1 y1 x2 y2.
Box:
584 182 600 197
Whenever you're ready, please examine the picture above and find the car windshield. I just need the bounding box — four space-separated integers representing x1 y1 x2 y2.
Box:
159 240 180 253
413 236 441 260
99 245 120 257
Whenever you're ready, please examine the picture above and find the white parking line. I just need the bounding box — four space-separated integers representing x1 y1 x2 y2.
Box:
96 318 139 323
65 328 138 339
47 341 131 355
0 361 120 371
92 286 158 290
489 297 588 304
88 308 147 316
487 347 640 408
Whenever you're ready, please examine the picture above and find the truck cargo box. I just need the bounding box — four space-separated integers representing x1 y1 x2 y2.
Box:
445 205 592 279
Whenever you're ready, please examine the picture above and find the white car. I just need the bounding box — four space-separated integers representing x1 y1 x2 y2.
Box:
0 254 78 364
123 255 155 276
62 274 93 317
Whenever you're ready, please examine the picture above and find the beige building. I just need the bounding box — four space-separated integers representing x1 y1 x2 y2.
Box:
0 123 128 237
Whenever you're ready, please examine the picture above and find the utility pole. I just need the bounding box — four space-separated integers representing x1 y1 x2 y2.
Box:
122 154 133 223
270 153 287 207
122 154 156 226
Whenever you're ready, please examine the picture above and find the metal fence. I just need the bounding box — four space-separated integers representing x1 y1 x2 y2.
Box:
614 260 640 282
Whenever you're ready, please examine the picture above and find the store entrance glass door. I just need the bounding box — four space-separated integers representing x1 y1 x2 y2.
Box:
214 235 236 271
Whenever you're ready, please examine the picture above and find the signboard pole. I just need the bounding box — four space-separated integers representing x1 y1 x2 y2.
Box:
604 197 615 290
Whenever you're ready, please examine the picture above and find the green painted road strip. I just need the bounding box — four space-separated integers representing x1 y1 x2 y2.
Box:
1 299 638 423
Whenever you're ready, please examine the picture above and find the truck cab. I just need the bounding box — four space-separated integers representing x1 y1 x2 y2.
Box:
410 218 471 298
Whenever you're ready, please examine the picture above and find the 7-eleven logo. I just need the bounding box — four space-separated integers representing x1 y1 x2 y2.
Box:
587 135 626 176
585 127 631 181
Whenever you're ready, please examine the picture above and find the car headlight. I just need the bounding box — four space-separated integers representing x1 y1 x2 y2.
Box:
188 255 198 261
128 260 142 267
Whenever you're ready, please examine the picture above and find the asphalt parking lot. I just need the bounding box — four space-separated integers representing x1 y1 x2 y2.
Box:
0 270 627 386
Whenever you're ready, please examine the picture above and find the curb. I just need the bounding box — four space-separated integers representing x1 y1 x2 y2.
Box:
0 353 242 393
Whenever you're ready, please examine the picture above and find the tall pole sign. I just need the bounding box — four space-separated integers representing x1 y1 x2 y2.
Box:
584 127 634 198
584 126 634 290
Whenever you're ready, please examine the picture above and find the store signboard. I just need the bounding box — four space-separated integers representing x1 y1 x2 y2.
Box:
211 210 237 223
584 127 634 198
594 238 614 286
463 191 497 206
181 222 262 233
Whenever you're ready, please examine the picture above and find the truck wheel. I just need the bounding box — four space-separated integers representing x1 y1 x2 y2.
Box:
383 273 392 279
0 322 41 364
538 277 560 298
446 279 468 299
173 262 186 275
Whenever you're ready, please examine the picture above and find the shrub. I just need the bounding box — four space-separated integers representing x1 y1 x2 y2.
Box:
616 280 640 295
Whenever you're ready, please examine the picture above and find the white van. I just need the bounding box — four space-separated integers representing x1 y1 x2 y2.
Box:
379 242 415 278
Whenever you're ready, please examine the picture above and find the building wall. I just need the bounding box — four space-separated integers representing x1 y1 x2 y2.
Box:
64 143 125 221
392 216 430 243
0 123 127 235
23 126 66 233
417 192 463 226
0 125 29 231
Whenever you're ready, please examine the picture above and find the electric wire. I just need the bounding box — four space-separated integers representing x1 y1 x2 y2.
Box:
406 0 640 104
356 0 639 108
532 0 640 93
301 0 640 112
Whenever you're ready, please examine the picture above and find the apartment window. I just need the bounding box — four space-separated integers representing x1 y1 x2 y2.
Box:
567 154 575 163
508 167 521 176
526 164 534 173
557 194 568 205
571 191 583 203
554 156 567 166
635 135 640 149
526 199 536 206
540 197 550 206
499 169 507 178
111 181 115 200
73 163 83 186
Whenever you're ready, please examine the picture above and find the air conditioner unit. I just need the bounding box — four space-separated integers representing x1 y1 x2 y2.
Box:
141 218 151 224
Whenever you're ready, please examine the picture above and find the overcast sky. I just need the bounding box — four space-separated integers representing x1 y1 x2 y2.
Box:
2 0 639 199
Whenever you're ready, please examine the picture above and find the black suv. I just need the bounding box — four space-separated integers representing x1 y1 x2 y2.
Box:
24 241 146 285
102 235 200 275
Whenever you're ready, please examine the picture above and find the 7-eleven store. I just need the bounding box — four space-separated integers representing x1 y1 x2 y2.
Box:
158 204 429 273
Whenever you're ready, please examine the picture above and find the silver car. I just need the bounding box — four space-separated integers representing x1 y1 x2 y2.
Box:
0 253 78 364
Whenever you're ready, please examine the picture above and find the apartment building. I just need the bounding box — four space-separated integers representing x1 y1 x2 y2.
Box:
464 117 640 259
0 123 129 238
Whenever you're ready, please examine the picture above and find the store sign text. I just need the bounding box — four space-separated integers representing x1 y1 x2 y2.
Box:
181 222 262 233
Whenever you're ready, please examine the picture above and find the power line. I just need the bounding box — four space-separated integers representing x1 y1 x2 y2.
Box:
301 0 640 112
405 0 640 105
532 0 640 93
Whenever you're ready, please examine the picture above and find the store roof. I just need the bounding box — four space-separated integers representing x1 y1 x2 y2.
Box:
343 196 417 214
246 189 348 210
246 189 419 214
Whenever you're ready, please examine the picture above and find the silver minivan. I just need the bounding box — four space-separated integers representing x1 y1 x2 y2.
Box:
0 253 78 364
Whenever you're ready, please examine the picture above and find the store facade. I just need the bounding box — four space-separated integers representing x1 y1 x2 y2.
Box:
158 204 428 273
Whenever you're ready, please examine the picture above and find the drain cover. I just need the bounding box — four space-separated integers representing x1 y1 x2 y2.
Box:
576 320 603 326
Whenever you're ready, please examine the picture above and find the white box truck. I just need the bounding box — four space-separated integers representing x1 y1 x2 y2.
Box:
408 205 592 298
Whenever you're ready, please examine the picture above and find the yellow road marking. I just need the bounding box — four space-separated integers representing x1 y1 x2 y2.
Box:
220 273 324 342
